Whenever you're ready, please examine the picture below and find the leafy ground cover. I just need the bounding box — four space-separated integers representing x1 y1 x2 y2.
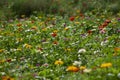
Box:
0 12 120 80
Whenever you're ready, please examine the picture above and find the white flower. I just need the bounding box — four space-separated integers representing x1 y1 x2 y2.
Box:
78 49 86 53
83 69 92 73
100 40 109 46
73 61 82 66
117 73 120 78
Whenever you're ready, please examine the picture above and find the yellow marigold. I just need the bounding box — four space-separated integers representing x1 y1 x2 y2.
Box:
100 63 112 68
31 26 37 30
24 44 32 49
65 48 71 52
0 49 4 53
2 76 14 80
66 66 79 72
53 30 58 33
75 22 80 24
80 66 86 70
54 60 64 65
42 28 47 31
0 60 5 63
64 27 69 30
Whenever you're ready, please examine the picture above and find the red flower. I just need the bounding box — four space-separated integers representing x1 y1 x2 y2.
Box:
70 16 75 21
105 19 111 23
6 59 11 62
87 30 92 34
51 32 57 37
102 22 108 27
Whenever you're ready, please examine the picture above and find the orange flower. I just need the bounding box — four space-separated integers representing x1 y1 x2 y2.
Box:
69 16 75 21
66 66 79 72
100 63 112 68
114 47 120 52
17 23 22 27
54 60 64 65
2 76 14 80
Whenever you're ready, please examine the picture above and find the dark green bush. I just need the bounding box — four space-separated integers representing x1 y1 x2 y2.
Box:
11 0 60 17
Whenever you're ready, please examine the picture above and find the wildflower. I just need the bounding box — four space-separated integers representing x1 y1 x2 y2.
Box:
105 19 111 23
6 59 12 62
1 76 14 80
100 62 112 68
54 60 64 65
0 60 5 63
80 66 86 70
87 30 92 34
117 73 120 78
0 49 4 53
64 27 69 30
53 30 58 33
23 44 32 49
73 61 82 66
16 23 22 27
83 68 92 73
100 29 106 34
42 28 47 31
75 22 80 24
51 32 57 37
66 66 79 72
65 48 71 52
78 49 86 53
69 16 75 21
53 41 58 45
114 47 120 52
31 26 37 30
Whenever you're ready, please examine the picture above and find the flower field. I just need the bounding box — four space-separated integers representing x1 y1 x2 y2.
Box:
0 13 120 80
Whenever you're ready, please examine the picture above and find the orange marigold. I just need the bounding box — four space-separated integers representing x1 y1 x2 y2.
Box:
66 66 79 72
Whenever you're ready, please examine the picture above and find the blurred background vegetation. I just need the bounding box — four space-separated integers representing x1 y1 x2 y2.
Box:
0 0 120 20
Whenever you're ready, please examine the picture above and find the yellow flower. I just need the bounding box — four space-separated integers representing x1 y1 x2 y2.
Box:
100 63 112 68
65 48 71 52
64 27 69 30
0 49 4 53
0 60 5 63
75 22 80 24
31 26 37 30
53 30 58 33
42 28 47 31
24 44 32 49
66 66 79 72
54 60 64 65
2 76 14 80
80 66 86 70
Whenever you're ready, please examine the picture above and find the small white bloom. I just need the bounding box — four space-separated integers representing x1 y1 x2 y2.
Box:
107 73 114 76
100 40 109 46
83 69 92 73
117 73 120 78
78 49 86 53
73 61 82 66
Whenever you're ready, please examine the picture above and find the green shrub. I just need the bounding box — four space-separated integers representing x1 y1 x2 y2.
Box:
11 0 60 17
